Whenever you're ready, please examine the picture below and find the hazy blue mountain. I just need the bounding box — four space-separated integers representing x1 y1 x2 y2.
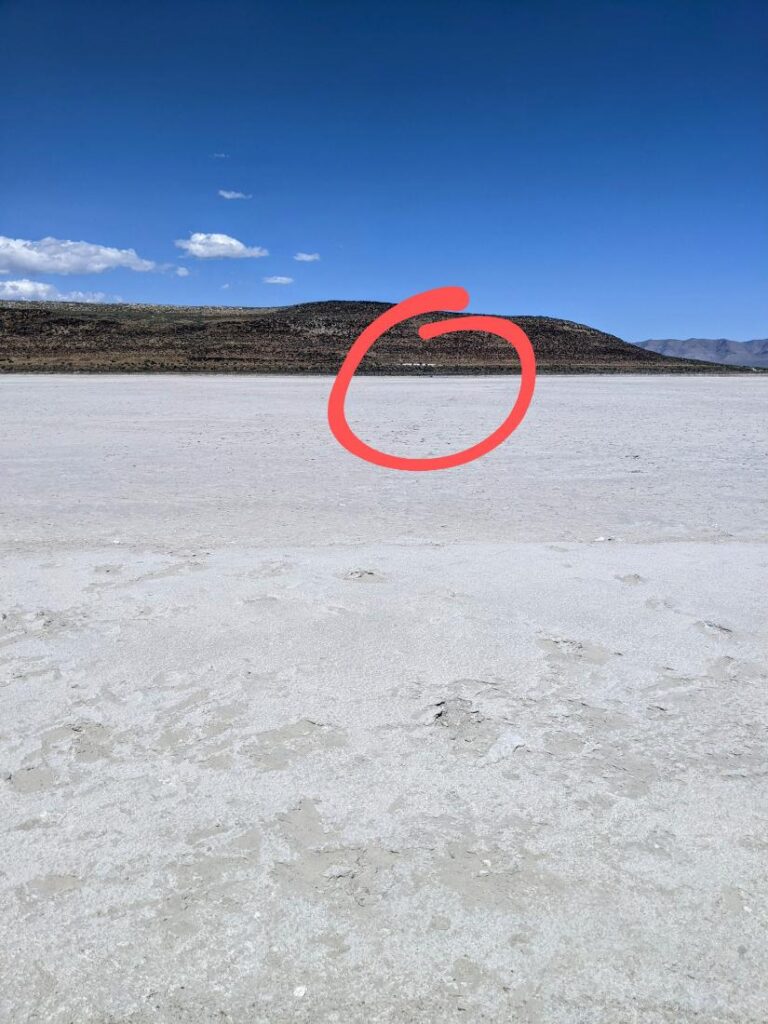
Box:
635 338 768 368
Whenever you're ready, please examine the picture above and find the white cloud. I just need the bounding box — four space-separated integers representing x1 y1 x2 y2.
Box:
212 152 229 159
263 275 293 285
0 278 112 302
62 289 113 302
221 283 230 290
0 279 58 300
294 252 320 262
218 189 252 200
176 266 190 277
0 236 156 275
175 232 268 259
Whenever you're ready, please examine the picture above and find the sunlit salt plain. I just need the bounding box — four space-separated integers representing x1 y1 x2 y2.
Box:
1 374 767 1024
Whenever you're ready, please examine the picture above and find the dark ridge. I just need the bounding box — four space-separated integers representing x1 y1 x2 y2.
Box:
0 299 749 374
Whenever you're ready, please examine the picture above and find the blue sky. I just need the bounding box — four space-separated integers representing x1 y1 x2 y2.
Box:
1 0 765 340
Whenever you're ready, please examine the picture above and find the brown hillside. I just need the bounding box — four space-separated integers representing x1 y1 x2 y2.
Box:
0 299 744 373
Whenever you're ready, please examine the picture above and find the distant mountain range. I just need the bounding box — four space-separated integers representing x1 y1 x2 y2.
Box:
634 338 768 369
0 299 753 374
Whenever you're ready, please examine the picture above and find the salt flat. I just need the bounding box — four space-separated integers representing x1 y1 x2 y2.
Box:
1 375 767 1024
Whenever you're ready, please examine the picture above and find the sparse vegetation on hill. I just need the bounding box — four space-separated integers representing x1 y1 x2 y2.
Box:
0 299 746 373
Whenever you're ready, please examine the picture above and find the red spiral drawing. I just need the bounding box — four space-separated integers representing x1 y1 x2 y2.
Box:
327 286 537 471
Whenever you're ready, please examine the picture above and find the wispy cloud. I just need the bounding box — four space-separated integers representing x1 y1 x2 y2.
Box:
294 252 320 262
175 267 190 277
212 152 229 159
263 275 293 285
218 189 252 200
0 278 113 302
175 232 268 259
0 236 156 275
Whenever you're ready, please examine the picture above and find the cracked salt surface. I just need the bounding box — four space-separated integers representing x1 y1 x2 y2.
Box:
1 375 767 1024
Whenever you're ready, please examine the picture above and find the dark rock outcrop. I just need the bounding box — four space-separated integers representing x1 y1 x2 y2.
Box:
0 299 745 373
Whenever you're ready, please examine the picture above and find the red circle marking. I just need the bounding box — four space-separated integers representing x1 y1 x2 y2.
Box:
327 286 536 471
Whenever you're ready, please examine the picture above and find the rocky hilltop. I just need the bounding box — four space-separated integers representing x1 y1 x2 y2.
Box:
0 299 744 373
